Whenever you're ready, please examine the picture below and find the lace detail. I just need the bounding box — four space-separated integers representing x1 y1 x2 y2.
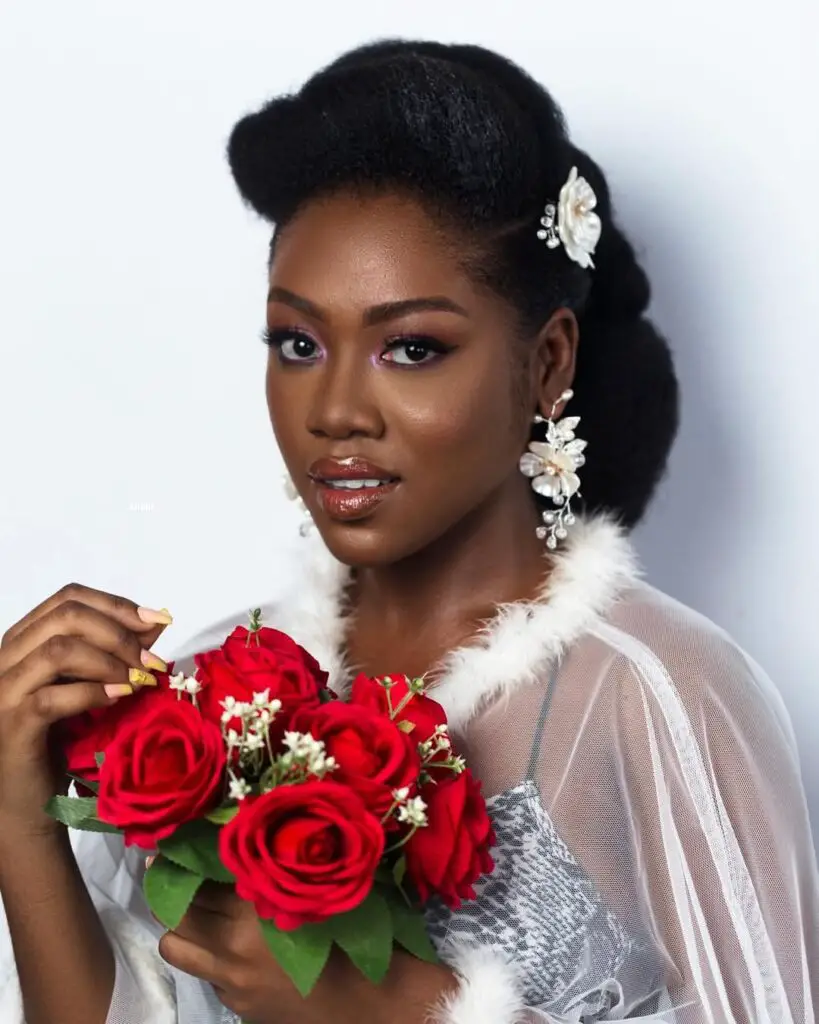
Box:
424 781 650 1014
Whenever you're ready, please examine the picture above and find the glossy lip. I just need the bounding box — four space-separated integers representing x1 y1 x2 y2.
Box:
307 458 400 523
307 456 399 483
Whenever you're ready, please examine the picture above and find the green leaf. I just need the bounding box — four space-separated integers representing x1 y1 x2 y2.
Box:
205 805 240 825
143 855 204 930
392 856 407 889
332 888 393 983
44 795 122 834
396 719 416 734
94 752 105 768
385 893 440 963
158 820 235 884
259 918 333 997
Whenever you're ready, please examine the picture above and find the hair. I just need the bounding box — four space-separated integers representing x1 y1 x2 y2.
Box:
227 40 679 530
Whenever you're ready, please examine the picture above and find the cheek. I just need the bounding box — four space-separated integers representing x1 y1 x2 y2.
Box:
385 359 523 481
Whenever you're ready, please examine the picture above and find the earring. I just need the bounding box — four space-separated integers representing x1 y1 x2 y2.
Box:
282 473 314 537
519 389 587 550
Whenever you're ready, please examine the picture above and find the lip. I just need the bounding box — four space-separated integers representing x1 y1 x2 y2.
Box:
307 457 400 523
308 457 398 483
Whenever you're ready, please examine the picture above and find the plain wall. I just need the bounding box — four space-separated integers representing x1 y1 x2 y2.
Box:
1 0 817 841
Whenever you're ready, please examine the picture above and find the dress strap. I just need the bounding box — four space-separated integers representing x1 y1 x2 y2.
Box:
525 666 559 780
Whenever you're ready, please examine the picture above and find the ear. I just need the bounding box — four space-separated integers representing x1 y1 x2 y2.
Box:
529 307 579 420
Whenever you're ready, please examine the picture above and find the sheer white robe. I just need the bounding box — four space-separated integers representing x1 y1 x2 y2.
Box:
1 515 817 1022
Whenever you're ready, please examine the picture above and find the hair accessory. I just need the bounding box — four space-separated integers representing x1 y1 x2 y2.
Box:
282 473 314 536
519 389 586 549
537 166 602 270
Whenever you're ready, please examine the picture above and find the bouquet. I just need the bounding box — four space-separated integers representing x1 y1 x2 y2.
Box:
48 610 496 996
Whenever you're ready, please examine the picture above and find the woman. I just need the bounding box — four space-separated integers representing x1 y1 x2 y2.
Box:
0 38 816 1024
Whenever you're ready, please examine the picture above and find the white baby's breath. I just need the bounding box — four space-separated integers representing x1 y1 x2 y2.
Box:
229 777 252 801
398 796 428 828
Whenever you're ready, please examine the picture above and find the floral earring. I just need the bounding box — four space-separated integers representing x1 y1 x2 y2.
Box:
282 473 314 536
519 388 587 550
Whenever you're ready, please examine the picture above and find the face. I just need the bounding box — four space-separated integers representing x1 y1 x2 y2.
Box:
265 190 574 567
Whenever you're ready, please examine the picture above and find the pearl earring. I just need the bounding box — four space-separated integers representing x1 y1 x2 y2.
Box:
282 473 314 537
519 389 587 550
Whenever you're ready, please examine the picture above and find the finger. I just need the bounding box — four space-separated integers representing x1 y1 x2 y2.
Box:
158 931 227 987
0 600 167 679
189 882 247 919
0 635 148 706
23 679 135 730
2 582 172 650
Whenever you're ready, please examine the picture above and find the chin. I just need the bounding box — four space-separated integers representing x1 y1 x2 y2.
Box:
314 518 428 569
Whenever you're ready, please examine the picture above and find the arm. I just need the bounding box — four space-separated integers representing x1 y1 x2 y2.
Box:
0 825 114 1024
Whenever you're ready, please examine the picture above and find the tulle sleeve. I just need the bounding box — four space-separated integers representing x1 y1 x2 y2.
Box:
596 606 819 1021
429 587 819 1023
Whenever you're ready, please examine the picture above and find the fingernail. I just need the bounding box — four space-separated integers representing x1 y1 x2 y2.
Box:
105 683 134 698
137 606 173 625
129 668 157 687
140 650 168 672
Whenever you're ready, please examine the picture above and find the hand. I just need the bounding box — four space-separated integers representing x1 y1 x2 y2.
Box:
0 583 170 835
158 885 458 1024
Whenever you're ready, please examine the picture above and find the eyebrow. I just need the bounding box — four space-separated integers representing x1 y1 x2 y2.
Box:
267 286 470 325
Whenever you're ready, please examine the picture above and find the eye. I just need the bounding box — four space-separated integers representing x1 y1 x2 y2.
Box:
381 336 451 367
262 328 322 364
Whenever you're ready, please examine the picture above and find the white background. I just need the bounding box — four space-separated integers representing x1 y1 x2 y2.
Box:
1 1 817 842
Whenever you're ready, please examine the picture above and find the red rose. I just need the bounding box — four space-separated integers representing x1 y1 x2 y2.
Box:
61 668 177 782
348 674 446 743
97 698 226 849
405 769 495 907
219 780 384 930
196 627 327 734
291 702 421 820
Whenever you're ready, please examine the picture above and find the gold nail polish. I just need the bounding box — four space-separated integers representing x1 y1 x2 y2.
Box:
129 668 158 687
137 606 174 625
140 650 168 672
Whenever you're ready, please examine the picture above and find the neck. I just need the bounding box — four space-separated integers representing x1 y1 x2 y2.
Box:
351 479 550 635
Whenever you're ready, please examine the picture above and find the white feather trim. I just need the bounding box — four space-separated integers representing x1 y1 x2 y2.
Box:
170 514 639 733
428 945 529 1024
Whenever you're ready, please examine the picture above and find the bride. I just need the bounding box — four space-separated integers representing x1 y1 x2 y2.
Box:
0 39 817 1024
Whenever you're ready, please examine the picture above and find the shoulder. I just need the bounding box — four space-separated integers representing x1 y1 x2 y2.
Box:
592 580 799 761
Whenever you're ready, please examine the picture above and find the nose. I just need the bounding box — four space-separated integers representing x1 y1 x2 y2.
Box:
306 351 384 441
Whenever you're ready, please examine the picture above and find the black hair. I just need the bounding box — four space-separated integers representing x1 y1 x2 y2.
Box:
227 39 679 529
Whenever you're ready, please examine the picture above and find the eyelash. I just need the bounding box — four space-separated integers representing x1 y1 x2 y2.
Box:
261 328 453 368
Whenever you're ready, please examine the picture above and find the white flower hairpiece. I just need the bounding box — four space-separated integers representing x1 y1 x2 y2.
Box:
536 166 602 270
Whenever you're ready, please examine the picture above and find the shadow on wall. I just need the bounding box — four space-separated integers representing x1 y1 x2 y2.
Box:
630 193 743 609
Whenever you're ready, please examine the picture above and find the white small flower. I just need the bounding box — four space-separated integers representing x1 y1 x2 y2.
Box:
253 689 271 706
244 729 266 753
451 755 467 774
184 677 202 696
168 672 187 693
398 796 428 828
392 787 410 803
557 166 602 270
226 729 241 747
229 777 252 801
